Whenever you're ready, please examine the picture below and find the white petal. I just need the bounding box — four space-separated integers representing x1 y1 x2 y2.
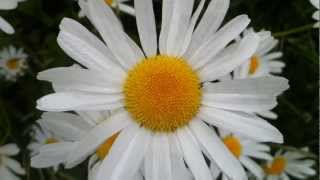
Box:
239 156 264 179
257 111 278 120
58 18 125 74
96 125 151 180
0 144 19 156
0 166 20 180
88 0 144 69
178 0 206 55
36 92 123 111
145 134 172 180
65 110 131 168
199 107 283 143
31 142 76 168
202 93 277 112
176 127 213 180
190 120 247 180
134 0 157 57
38 67 123 93
118 4 136 16
40 112 92 141
186 0 229 55
198 32 259 80
310 0 320 9
0 0 20 10
202 76 289 96
186 15 250 69
0 17 14 34
261 52 283 61
159 0 194 55
2 157 25 175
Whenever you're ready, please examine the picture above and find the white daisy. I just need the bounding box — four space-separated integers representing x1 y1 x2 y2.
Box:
0 46 28 81
36 0 289 179
210 129 273 180
78 0 135 18
232 29 285 119
0 0 26 34
30 111 107 169
310 0 320 28
263 149 316 180
0 143 25 180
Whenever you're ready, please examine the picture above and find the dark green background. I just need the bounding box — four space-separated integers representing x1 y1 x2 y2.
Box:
0 0 318 179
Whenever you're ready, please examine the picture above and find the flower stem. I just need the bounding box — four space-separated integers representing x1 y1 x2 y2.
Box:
273 23 315 37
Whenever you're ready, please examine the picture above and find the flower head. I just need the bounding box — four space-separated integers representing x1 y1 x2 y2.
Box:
36 0 289 179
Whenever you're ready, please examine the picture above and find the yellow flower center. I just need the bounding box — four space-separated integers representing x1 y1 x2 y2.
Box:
104 0 113 5
45 138 58 144
248 55 260 75
6 58 20 70
123 55 202 132
264 156 287 175
96 133 119 160
223 135 242 158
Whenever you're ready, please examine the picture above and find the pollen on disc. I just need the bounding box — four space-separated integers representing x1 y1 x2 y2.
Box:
123 55 202 132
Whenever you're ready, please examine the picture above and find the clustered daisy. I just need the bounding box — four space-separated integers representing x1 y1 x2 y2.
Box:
0 46 28 81
0 0 317 180
0 144 25 180
0 0 25 34
34 0 292 179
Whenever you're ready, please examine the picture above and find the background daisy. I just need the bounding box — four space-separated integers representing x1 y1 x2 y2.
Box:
0 143 25 180
210 128 272 179
310 0 319 28
0 46 28 81
263 148 316 179
36 0 289 180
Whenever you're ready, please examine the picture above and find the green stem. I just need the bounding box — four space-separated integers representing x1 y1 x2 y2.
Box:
273 23 315 37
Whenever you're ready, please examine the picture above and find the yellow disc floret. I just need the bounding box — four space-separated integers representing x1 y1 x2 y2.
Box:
248 55 260 75
45 138 58 144
6 58 20 70
96 133 119 160
264 156 287 175
104 0 113 5
223 135 242 158
123 55 202 132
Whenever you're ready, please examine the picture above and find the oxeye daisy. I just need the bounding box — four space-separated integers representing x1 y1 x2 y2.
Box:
210 129 273 179
0 0 26 34
263 149 316 179
0 46 28 81
310 0 319 28
231 29 285 119
36 0 289 179
0 143 25 180
30 111 105 169
78 0 134 18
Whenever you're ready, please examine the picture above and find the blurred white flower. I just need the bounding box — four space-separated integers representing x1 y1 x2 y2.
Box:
231 29 285 120
210 129 272 180
0 0 26 34
263 148 316 179
0 143 25 180
310 0 319 28
78 0 135 18
0 46 28 81
36 0 289 179
30 111 109 169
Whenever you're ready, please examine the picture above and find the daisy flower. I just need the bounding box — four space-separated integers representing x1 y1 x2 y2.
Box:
0 0 26 34
263 149 316 179
310 0 320 28
0 143 25 180
0 46 28 81
78 0 135 18
30 111 104 169
232 29 285 119
36 0 289 179
210 129 273 180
